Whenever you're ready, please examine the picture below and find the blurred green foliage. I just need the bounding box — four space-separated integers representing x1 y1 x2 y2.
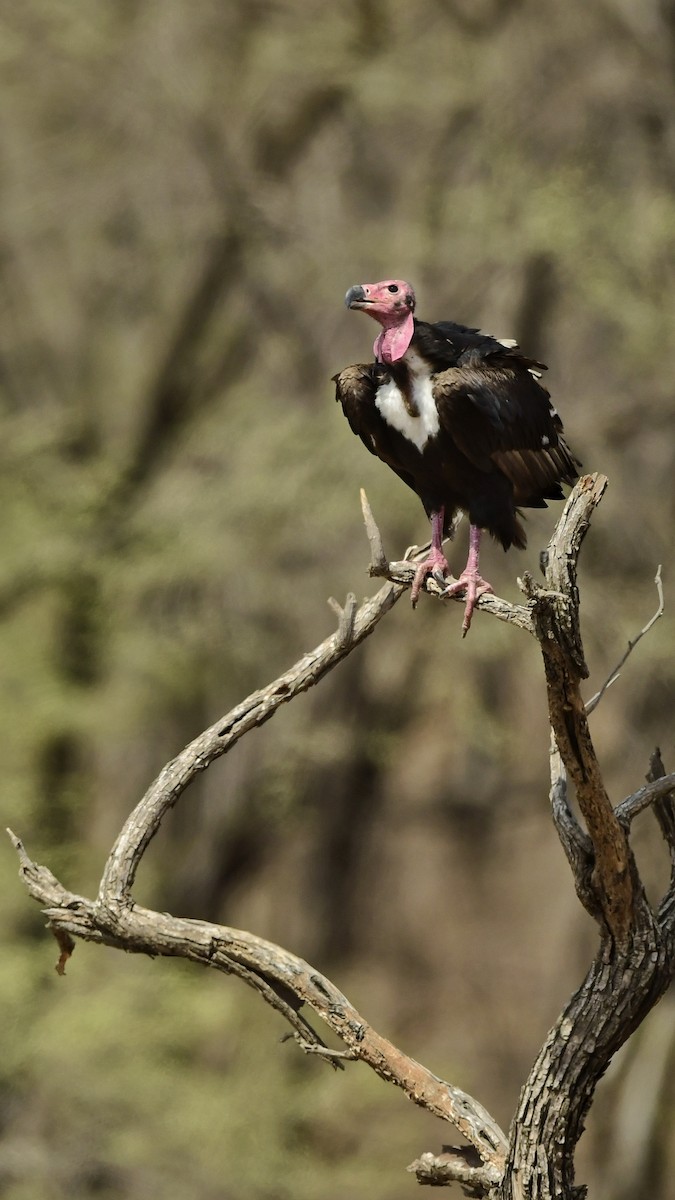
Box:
2 2 675 1197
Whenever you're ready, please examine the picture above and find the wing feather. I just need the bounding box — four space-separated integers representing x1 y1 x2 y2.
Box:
415 319 547 375
433 362 579 503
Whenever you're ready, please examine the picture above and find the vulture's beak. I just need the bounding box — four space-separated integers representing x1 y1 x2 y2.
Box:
345 285 370 309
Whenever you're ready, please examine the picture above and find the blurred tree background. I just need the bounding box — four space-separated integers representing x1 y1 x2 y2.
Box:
1 2 675 1197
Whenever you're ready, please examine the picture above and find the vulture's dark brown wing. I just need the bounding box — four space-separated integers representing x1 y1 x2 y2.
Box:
432 360 579 507
333 364 379 443
333 363 420 495
414 318 547 375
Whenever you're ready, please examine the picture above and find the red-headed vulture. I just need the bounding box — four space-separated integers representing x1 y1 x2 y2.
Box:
334 279 579 634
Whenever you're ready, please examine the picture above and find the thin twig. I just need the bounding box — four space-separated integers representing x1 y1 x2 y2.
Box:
288 1037 357 1063
327 592 358 647
615 773 675 827
586 566 664 715
408 1146 499 1194
360 487 389 575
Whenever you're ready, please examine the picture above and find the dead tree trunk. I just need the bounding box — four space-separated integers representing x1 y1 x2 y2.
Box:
9 473 675 1199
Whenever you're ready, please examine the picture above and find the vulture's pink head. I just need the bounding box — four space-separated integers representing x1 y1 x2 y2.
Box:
345 279 416 364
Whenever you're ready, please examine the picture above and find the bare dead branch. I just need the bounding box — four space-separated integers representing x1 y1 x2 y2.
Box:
386 558 534 631
533 474 637 947
548 742 586 852
285 1037 356 1065
615 773 675 828
97 575 407 905
327 592 358 647
209 954 334 1057
408 1145 497 1195
586 565 664 715
10 487 526 1170
647 750 675 889
505 911 670 1200
649 748 675 934
498 477 675 1198
541 472 608 675
360 487 389 575
548 740 599 920
9 833 508 1168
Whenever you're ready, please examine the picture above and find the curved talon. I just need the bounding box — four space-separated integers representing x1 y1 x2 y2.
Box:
442 571 493 636
410 547 450 608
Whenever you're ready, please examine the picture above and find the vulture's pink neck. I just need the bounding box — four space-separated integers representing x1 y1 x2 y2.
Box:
373 313 414 364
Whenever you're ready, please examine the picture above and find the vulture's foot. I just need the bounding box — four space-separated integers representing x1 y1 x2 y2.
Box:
410 548 450 608
442 571 493 636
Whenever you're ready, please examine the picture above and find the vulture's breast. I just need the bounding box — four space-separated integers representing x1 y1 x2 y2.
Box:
374 350 440 453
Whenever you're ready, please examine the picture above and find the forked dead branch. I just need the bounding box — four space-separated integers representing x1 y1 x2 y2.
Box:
9 473 675 1200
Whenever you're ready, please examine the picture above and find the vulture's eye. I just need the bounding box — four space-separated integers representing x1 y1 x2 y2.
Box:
387 284 399 293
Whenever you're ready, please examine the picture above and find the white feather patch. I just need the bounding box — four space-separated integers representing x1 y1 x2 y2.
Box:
374 350 440 452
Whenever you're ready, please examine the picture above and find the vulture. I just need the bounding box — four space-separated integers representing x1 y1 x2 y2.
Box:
334 279 579 634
